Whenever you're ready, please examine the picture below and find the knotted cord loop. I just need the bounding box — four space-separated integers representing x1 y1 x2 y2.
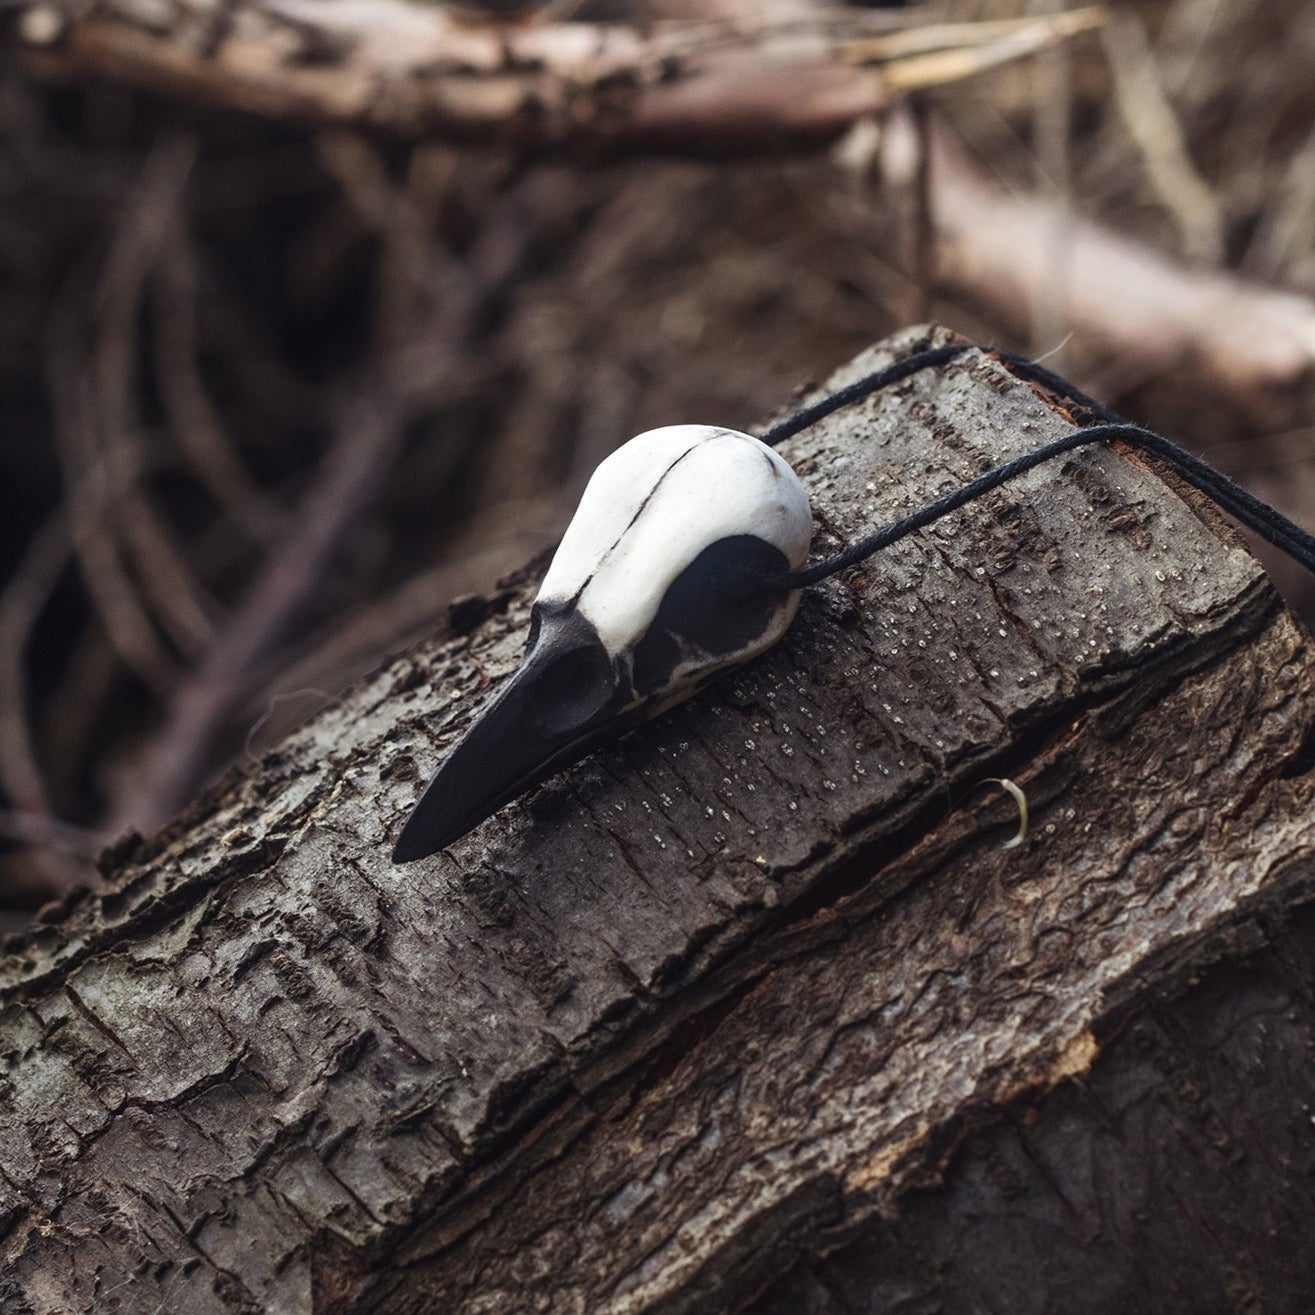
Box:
757 342 1315 590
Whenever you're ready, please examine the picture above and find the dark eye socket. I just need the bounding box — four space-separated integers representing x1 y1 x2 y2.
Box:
630 535 790 696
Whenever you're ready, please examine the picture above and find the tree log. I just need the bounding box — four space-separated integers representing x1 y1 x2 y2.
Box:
2 326 1314 1313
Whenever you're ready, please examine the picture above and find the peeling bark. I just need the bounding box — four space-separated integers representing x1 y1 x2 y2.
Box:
2 327 1314 1314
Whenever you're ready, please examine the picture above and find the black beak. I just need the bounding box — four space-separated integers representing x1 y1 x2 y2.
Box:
392 611 633 862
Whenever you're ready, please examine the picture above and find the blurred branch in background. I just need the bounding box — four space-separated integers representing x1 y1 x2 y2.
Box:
15 1 1104 153
0 0 1313 919
877 110 1315 424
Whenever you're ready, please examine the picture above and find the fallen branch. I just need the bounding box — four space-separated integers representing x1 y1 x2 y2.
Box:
879 112 1315 426
14 2 1103 154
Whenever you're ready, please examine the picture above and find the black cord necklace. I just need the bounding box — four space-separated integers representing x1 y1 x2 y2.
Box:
759 342 1315 589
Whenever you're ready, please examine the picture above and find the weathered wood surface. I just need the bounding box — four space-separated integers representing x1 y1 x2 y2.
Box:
748 898 1315 1315
3 326 1315 1313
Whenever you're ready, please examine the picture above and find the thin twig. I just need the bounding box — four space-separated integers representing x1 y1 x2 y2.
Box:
45 305 179 693
93 130 220 658
315 135 458 350
151 221 287 545
1027 0 1074 362
1100 12 1225 265
1243 125 1315 281
0 513 68 815
40 624 121 806
910 96 936 324
118 381 414 831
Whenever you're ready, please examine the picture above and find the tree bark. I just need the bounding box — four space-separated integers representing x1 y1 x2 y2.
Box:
2 326 1314 1314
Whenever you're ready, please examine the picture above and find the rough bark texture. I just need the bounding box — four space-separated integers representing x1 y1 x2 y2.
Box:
3 326 1314 1313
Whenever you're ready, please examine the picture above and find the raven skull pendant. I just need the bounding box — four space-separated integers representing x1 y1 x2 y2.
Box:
392 425 812 862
